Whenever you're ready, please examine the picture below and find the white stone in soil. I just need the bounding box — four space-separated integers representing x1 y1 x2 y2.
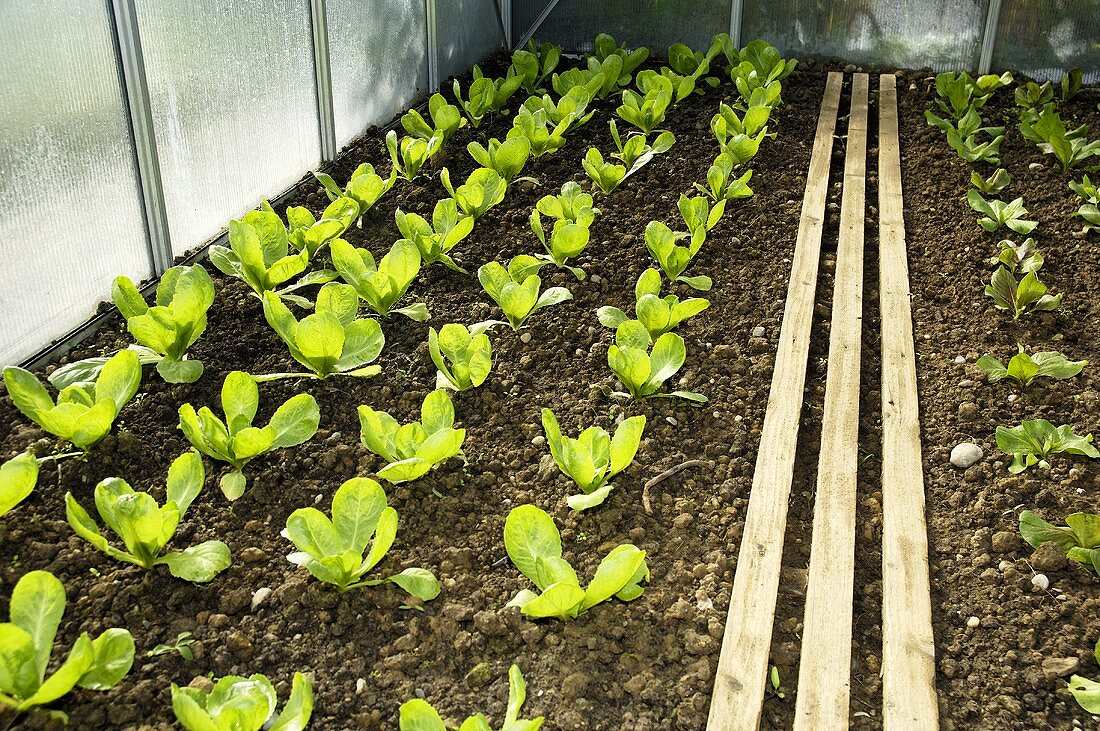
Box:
519 332 532 344
251 587 272 611
356 678 367 694
954 355 966 363
950 443 983 468
966 616 980 628
751 326 766 338
1032 573 1050 590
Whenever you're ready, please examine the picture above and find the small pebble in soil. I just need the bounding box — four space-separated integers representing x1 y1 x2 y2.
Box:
966 616 981 628
1007 394 1018 403
751 326 765 338
954 355 966 363
590 274 602 284
666 417 678 426
356 678 367 694
251 587 272 610
520 332 532 344
1031 574 1050 590
1028 162 1044 170
950 443 983 468
531 435 545 446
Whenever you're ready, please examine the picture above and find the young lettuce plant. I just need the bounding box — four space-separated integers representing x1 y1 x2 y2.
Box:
1070 174 1100 234
4 349 141 451
581 147 627 195
1015 80 1054 110
0 451 81 517
177 371 320 500
402 92 466 145
509 39 562 94
395 199 474 274
453 67 524 127
1027 105 1100 171
522 85 598 135
645 220 711 290
984 267 1062 319
996 419 1098 474
597 268 710 341
679 194 726 244
399 664 543 731
441 167 508 220
971 168 1011 195
504 504 649 620
285 198 360 258
593 33 650 86
261 283 385 380
65 450 231 582
529 209 590 280
991 237 1043 275
541 409 645 510
466 136 533 184
695 154 754 202
1019 510 1099 574
967 191 1038 234
386 130 442 181
978 345 1086 386
209 219 331 309
429 322 497 391
616 75 673 135
712 101 772 138
477 256 572 330
171 672 312 731
536 181 599 228
607 320 707 403
330 239 429 321
552 63 616 99
609 120 676 170
358 390 466 484
507 106 571 157
0 571 134 721
284 477 440 599
314 163 397 223
1060 67 1083 102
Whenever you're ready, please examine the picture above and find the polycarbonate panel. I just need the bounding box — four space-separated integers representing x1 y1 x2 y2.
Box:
329 0 428 147
533 0 732 55
742 0 988 72
0 1 151 366
513 0 554 46
992 0 1100 84
134 1 320 255
436 0 507 82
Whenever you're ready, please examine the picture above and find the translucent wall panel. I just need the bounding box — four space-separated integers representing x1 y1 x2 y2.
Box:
134 1 320 256
328 0 428 147
535 0 732 55
992 0 1100 84
513 0 555 46
0 1 150 366
437 0 507 82
742 0 988 72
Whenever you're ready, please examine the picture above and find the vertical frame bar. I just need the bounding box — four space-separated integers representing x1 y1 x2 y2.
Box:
310 0 337 161
501 0 512 49
978 0 1002 74
426 0 439 90
107 0 173 274
515 0 563 51
729 0 743 48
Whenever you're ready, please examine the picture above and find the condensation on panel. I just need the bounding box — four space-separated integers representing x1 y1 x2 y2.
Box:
534 0 733 55
992 0 1100 84
742 0 988 72
329 0 428 147
0 1 150 365
436 0 507 83
134 1 321 256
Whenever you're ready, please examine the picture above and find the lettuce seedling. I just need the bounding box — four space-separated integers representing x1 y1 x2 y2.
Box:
477 256 572 330
724 38 796 84
593 33 649 85
647 56 715 102
504 504 648 620
453 67 523 127
396 199 474 274
1015 80 1054 110
402 92 466 144
284 477 440 598
712 101 772 138
608 320 706 403
530 210 589 280
617 75 673 135
172 672 312 731
522 85 598 135
966 191 1038 234
991 237 1043 275
441 167 507 220
0 570 134 719
551 64 615 100
1028 105 1100 170
359 389 466 484
978 344 1086 386
429 322 497 392
695 153 754 202
467 136 532 184
996 419 1099 473
178 371 320 500
510 39 562 94
399 664 543 731
386 130 442 181
1 452 39 517
209 219 327 308
1070 641 1100 714
1061 68 1084 102
541 409 645 510
609 120 676 170
507 106 571 157
984 267 1061 319
713 125 767 166
597 268 710 341
314 163 397 223
536 181 599 227
1078 202 1100 234
582 147 628 195
1019 510 1099 574
4 349 141 451
971 168 1011 195
262 283 384 380
678 194 726 244
283 198 359 259
330 239 429 321
65 450 231 582
645 220 711 290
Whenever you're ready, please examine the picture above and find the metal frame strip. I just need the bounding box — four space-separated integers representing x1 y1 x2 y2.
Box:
309 0 337 160
729 0 744 48
978 0 1003 74
426 0 440 90
515 0 563 51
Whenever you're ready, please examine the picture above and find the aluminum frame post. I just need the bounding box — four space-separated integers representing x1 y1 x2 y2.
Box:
978 0 1003 75
309 0 338 160
426 0 440 90
515 0 563 51
729 0 743 48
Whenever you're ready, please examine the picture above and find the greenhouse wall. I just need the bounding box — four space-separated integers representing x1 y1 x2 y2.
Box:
2 0 1098 366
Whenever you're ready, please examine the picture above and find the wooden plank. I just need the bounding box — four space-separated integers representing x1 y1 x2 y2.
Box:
793 72 869 731
707 71 844 731
878 72 940 730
